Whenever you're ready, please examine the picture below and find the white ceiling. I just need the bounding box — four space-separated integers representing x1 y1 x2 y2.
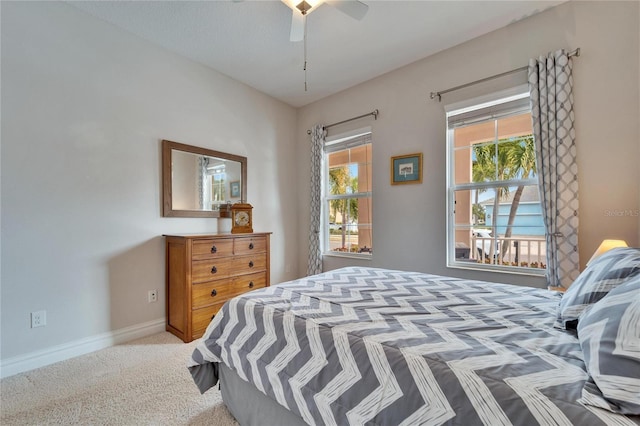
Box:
68 0 566 108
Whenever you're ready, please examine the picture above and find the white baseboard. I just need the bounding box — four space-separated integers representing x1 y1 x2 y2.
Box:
0 318 166 379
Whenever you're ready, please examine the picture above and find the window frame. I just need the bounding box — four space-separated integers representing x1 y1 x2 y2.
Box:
445 85 545 276
322 127 373 259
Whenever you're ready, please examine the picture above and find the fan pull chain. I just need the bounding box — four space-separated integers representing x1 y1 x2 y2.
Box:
303 14 308 92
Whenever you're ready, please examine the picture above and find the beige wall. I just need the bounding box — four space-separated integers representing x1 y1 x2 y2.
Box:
297 1 639 286
1 2 298 366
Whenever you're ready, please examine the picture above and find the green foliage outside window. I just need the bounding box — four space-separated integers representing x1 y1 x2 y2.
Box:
472 135 536 257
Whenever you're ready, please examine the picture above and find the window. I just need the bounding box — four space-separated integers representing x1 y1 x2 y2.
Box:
210 170 226 204
446 87 545 274
323 130 373 256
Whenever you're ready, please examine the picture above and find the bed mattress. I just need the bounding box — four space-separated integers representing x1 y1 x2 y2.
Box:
189 267 639 425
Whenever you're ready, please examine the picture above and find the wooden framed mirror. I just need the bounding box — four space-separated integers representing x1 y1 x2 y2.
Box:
162 140 247 217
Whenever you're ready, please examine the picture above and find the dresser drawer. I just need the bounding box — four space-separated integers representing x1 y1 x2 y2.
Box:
231 272 267 296
165 232 270 343
231 253 267 274
234 236 267 255
192 303 225 340
192 257 234 283
192 239 234 260
192 281 233 309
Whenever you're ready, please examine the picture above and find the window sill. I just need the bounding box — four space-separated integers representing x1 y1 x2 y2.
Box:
323 252 373 261
447 260 546 277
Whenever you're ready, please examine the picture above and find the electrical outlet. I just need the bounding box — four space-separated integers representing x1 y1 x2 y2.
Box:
31 310 46 328
148 290 158 303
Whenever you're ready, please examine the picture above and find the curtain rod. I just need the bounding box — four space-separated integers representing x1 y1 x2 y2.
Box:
307 109 379 135
429 48 581 102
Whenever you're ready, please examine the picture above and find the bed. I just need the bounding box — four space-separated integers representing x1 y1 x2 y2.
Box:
189 252 640 425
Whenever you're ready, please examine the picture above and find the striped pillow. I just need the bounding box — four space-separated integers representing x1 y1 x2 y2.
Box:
556 247 640 331
577 277 640 414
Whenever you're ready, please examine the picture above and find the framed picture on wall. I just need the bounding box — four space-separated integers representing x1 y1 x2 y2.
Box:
391 153 423 185
230 181 241 198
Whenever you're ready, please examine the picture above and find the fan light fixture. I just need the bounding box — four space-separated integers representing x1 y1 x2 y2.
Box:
282 0 325 91
281 0 324 15
280 0 369 91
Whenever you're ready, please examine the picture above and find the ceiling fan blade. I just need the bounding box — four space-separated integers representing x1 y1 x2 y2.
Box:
326 0 368 20
290 10 305 42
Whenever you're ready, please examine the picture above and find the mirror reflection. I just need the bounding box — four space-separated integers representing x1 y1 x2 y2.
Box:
162 140 247 217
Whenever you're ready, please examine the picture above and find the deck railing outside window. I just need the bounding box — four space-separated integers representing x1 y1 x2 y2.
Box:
469 236 546 268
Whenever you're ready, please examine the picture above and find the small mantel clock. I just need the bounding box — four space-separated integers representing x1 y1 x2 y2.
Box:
231 202 253 234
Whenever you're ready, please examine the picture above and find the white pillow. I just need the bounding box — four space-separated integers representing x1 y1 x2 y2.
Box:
577 276 640 414
555 247 640 331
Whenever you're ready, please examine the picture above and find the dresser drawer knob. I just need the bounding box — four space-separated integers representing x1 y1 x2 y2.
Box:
211 266 217 274
249 261 254 268
211 245 217 253
249 243 254 250
211 289 217 297
249 281 254 288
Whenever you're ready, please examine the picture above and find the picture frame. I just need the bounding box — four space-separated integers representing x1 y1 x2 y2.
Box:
391 153 423 185
230 181 241 198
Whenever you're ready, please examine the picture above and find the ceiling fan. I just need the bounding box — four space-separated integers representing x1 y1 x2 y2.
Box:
281 0 369 41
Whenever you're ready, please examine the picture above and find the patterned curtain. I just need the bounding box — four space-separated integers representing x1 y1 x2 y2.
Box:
528 49 579 288
198 157 210 210
307 124 326 276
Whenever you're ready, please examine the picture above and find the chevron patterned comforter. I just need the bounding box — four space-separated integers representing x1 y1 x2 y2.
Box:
189 267 639 425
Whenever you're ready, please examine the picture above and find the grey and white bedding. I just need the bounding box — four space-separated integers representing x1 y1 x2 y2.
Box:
189 266 640 425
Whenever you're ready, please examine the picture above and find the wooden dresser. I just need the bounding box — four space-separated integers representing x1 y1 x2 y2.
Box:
164 232 271 342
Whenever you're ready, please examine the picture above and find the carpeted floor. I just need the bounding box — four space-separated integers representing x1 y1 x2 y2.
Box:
1 332 239 425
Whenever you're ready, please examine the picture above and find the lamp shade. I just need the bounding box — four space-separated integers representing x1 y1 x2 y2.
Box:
587 239 628 265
